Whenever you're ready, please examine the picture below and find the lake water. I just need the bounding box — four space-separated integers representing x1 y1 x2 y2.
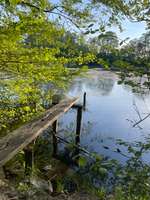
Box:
59 69 150 164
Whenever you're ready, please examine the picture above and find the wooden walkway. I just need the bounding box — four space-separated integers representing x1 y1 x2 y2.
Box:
0 97 81 170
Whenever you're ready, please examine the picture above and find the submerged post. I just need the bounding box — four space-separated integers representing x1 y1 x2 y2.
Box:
52 120 58 157
83 92 86 110
75 105 82 145
74 105 82 165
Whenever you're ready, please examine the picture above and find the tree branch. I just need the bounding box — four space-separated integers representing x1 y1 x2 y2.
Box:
20 1 81 30
20 2 61 13
133 113 150 127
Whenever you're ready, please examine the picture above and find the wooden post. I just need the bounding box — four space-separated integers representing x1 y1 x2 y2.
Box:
24 141 35 176
75 105 82 145
24 149 33 176
74 105 82 165
52 120 58 157
83 92 86 110
51 95 59 157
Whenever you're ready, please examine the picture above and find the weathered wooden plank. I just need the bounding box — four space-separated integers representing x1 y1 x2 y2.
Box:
0 97 79 167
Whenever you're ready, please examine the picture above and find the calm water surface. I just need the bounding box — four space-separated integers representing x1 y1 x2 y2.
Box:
59 69 150 163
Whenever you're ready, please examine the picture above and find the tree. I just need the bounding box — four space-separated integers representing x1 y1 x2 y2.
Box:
97 31 119 54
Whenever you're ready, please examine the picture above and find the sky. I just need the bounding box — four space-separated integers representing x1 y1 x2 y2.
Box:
114 20 147 40
87 20 147 43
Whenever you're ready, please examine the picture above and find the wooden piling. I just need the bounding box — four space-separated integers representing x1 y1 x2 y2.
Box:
24 149 33 176
74 105 82 165
52 120 58 157
24 142 35 176
75 105 82 145
83 92 86 110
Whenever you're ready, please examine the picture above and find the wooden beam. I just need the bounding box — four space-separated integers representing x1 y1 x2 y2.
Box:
0 97 79 167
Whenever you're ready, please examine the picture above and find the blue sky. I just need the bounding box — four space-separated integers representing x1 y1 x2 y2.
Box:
87 20 147 42
114 20 147 40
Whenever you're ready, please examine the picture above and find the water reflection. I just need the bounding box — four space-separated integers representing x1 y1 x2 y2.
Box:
60 69 150 163
69 70 116 96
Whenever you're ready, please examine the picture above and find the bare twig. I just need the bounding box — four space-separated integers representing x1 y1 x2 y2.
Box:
133 113 150 127
133 99 142 120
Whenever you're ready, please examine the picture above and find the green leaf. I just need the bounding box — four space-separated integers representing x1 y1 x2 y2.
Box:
78 156 87 167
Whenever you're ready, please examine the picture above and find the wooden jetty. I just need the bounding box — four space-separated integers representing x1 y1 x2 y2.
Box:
0 96 86 177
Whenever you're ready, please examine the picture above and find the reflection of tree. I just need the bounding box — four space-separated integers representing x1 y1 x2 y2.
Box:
68 72 115 96
69 79 84 94
122 83 150 98
94 77 115 95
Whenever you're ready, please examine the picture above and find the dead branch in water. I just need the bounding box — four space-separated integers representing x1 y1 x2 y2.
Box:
133 113 150 127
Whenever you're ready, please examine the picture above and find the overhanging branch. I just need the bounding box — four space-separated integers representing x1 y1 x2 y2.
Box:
20 1 81 30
